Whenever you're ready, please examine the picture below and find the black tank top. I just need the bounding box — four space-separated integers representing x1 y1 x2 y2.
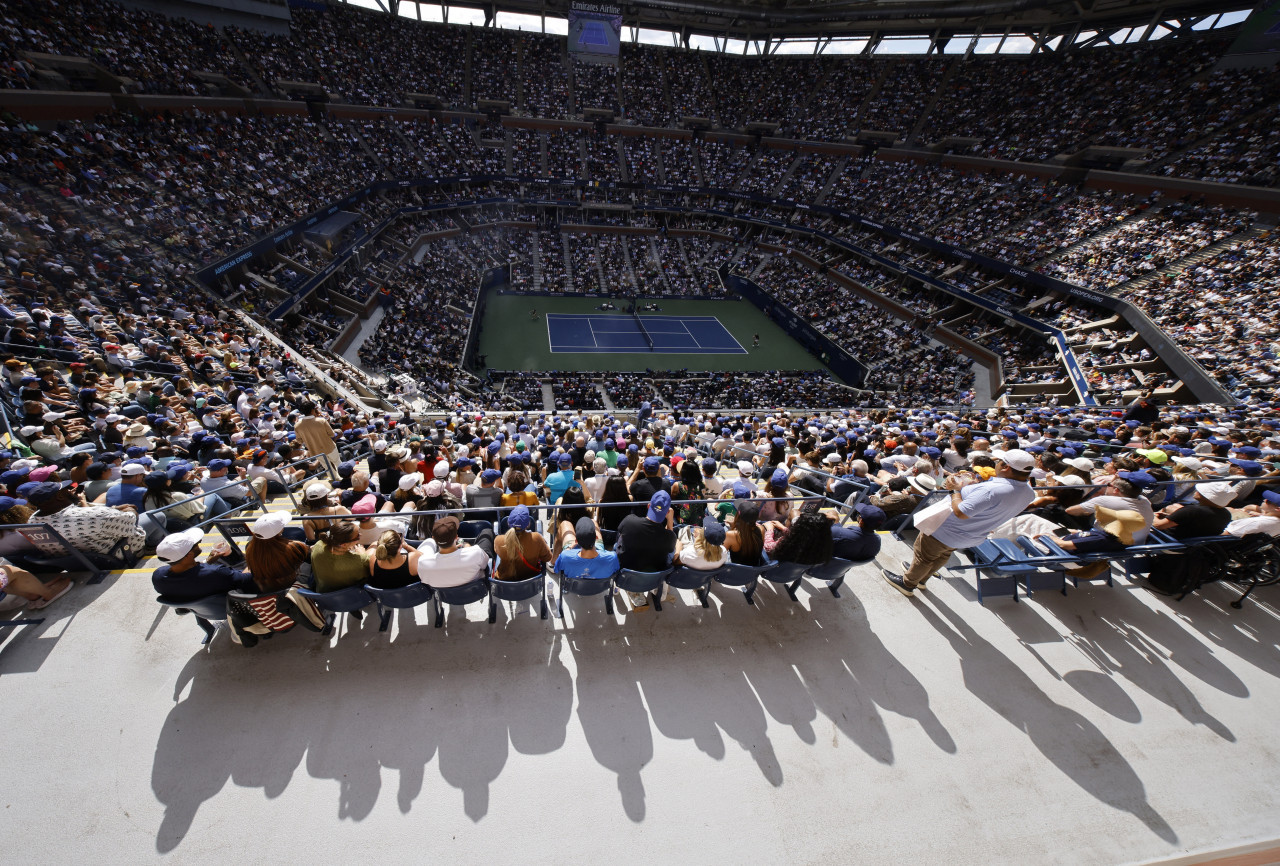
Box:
370 557 415 589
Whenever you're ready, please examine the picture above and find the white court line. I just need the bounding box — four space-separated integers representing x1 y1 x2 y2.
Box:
586 316 598 349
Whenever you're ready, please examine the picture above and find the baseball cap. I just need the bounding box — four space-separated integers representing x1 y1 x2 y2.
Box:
480 469 502 483
120 462 147 477
559 452 574 468
305 482 332 501
155 527 205 563
701 515 726 545
1229 459 1264 477
27 480 76 504
855 503 887 529
1117 470 1157 489
643 455 660 472
351 494 378 515
206 458 231 472
1136 449 1169 465
736 460 755 476
1262 490 1280 507
701 457 717 473
573 516 597 548
770 468 789 489
1196 481 1236 507
995 449 1035 472
732 480 754 499
251 511 290 539
647 490 671 522
507 504 532 529
28 465 58 483
399 472 423 491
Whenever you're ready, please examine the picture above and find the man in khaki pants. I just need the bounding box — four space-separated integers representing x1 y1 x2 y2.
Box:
880 449 1037 598
293 400 341 480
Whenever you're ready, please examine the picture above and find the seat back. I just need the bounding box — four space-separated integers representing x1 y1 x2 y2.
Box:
489 572 545 602
432 577 491 607
615 567 671 594
758 560 811 584
717 561 775 587
457 520 493 539
364 581 434 610
295 585 374 613
558 573 614 598
666 564 723 590
806 557 863 581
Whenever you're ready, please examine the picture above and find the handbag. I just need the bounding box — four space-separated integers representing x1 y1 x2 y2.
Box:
912 496 954 536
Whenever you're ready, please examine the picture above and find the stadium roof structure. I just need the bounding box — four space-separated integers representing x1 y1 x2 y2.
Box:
356 0 1254 49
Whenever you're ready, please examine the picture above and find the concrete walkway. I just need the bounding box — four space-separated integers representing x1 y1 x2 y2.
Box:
340 306 385 367
2 524 1279 863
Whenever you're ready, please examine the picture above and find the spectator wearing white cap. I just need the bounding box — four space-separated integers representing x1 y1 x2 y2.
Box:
882 449 1037 597
1153 481 1235 540
244 512 311 593
300 481 350 542
152 527 253 603
100 462 148 510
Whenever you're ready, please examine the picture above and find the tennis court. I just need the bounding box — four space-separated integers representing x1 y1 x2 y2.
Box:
547 313 747 354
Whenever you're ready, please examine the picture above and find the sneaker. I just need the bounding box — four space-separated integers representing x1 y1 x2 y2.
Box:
0 594 27 612
880 568 915 598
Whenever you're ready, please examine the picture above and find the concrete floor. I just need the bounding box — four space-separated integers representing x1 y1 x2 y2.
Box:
3 530 1280 864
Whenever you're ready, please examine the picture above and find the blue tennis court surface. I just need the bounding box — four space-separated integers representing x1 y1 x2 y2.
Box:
547 313 747 354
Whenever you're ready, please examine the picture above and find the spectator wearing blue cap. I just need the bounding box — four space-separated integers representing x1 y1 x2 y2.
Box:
543 451 577 506
699 457 723 497
198 458 252 509
615 491 676 606
1228 490 1280 537
627 455 670 519
831 503 885 561
759 467 797 524
466 468 505 523
494 504 551 582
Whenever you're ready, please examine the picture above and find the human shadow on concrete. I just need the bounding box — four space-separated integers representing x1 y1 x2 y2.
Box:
150 618 574 852
988 584 1242 737
917 594 1177 843
1158 583 1280 682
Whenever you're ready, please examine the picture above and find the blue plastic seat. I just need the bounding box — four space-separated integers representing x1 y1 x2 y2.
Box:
429 577 491 627
555 571 616 618
458 520 493 539
295 585 374 635
715 561 778 605
363 582 435 631
157 593 226 644
666 564 723 607
757 560 813 601
615 567 673 610
804 556 867 598
488 571 548 622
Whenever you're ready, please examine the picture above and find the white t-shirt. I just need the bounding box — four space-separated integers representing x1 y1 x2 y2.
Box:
1226 515 1280 537
417 540 490 587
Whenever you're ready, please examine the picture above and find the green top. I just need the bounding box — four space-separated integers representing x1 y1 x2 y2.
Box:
311 539 368 593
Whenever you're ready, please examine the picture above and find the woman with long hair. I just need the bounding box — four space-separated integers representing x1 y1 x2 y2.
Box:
676 515 727 570
765 501 834 566
551 483 592 561
244 512 311 593
597 473 632 533
367 527 420 589
495 504 552 581
143 471 202 531
670 460 706 525
724 501 764 566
